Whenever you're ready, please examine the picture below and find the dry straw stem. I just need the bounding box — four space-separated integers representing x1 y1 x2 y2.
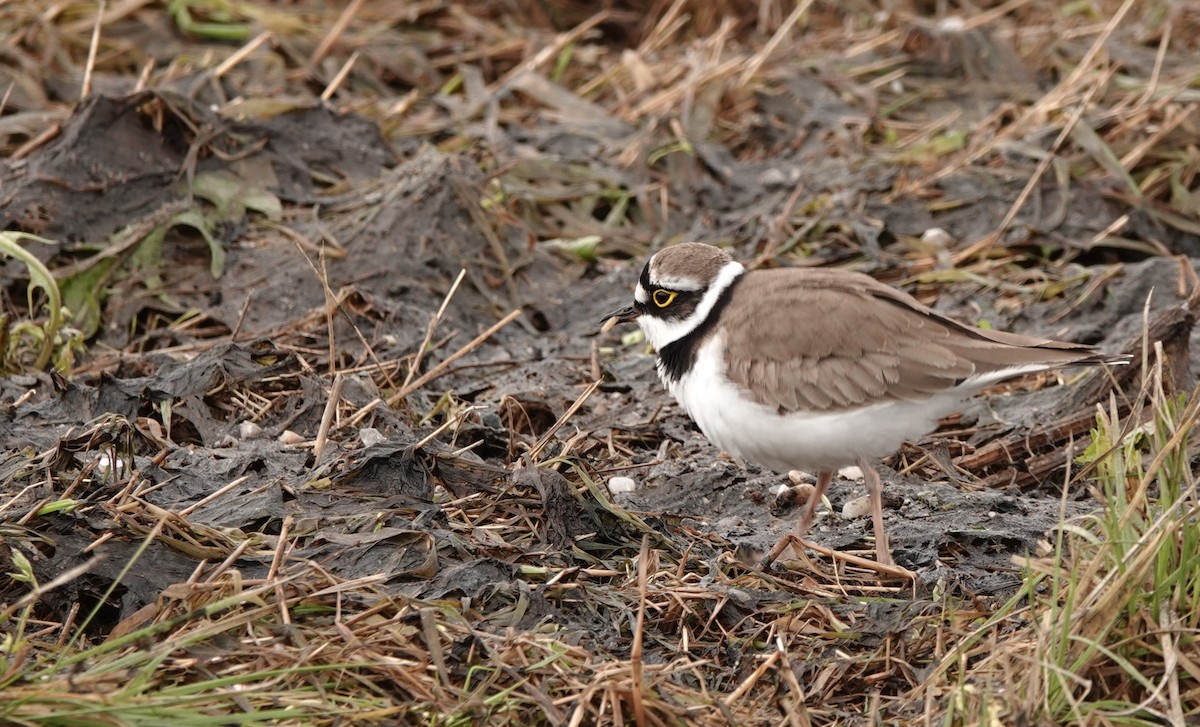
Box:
386 308 522 405
737 0 815 87
321 50 361 101
311 0 367 67
403 268 467 392
525 378 601 462
630 534 650 727
311 372 345 464
214 30 275 78
79 0 105 99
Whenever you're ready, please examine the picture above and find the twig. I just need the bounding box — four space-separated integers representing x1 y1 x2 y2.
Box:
526 379 601 463
214 31 274 78
777 635 812 727
0 556 101 622
321 248 337 378
81 0 106 100
270 515 293 626
414 404 486 450
631 534 649 727
387 309 522 405
288 238 395 392
310 0 366 67
738 0 815 86
404 269 467 391
790 537 915 581
178 475 251 518
321 51 360 102
312 373 345 465
724 648 781 706
489 11 610 95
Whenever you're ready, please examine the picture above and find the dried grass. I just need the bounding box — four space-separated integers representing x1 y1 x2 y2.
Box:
2 0 1199 724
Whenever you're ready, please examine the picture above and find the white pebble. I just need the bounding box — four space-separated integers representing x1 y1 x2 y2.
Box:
761 168 789 187
769 483 791 496
238 421 262 439
837 466 864 481
607 476 637 494
842 495 873 519
359 427 386 447
936 15 966 32
96 453 125 479
279 430 304 445
921 227 954 248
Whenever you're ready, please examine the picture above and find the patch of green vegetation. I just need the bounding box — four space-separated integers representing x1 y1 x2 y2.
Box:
167 0 254 41
933 352 1200 723
0 232 84 373
57 171 281 341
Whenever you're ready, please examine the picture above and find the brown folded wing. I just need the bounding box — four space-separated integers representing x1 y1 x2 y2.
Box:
721 268 1104 413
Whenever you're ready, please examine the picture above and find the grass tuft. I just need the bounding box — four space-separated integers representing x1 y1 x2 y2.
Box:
928 346 1200 724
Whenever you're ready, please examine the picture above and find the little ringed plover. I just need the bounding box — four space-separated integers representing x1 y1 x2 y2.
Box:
603 242 1127 567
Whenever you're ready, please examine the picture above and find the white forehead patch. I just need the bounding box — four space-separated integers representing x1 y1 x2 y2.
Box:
634 284 648 303
650 274 703 291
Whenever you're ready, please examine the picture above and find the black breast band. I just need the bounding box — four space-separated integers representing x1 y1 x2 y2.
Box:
656 275 743 383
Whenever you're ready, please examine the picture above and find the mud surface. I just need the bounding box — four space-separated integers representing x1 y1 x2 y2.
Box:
2 74 1196 659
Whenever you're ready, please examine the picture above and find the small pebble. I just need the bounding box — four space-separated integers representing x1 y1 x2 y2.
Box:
921 227 954 248
607 476 637 494
838 466 864 481
922 227 956 269
936 15 966 32
772 482 816 511
279 430 304 445
769 483 791 497
760 168 789 187
359 427 386 447
842 495 873 520
238 421 262 439
96 453 125 479
787 470 810 485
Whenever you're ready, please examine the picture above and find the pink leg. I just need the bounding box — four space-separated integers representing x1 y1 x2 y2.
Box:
766 470 832 564
861 461 893 566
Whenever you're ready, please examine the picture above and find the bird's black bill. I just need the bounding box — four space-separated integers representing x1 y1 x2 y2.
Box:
599 304 639 332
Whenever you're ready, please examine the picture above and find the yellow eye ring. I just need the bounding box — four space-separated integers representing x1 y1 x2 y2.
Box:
652 289 677 308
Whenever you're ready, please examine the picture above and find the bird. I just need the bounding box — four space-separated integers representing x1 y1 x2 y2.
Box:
602 242 1127 567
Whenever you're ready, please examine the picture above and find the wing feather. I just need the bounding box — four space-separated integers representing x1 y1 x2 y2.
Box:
720 268 1101 413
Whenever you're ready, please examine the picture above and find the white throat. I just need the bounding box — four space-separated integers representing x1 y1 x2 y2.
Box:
637 260 745 350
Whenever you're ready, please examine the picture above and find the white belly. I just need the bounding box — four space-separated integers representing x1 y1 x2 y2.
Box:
660 333 975 473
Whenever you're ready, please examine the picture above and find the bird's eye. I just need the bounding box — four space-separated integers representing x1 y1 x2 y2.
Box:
652 289 677 308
